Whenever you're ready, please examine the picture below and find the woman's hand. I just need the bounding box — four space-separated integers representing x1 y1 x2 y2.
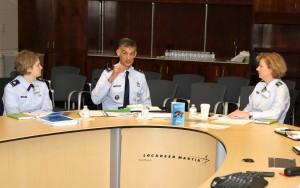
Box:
227 109 250 119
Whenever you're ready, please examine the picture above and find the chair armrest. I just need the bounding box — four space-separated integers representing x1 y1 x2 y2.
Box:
67 90 82 111
214 101 224 114
77 91 91 110
223 101 239 115
45 79 51 90
49 89 55 107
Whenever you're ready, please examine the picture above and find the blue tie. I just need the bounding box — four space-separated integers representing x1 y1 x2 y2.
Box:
123 71 130 107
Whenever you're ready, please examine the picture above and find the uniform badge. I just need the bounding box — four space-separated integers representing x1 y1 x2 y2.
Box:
34 85 40 94
137 82 140 87
115 95 120 100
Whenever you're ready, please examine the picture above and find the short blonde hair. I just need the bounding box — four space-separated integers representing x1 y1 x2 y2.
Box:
256 52 287 78
15 50 39 75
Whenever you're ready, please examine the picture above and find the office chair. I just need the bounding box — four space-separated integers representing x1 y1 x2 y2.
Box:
50 74 86 111
283 79 296 89
0 78 14 115
147 80 178 108
47 66 80 90
77 69 104 110
144 71 162 80
173 74 205 99
238 86 255 110
189 83 227 114
284 89 299 125
217 76 250 114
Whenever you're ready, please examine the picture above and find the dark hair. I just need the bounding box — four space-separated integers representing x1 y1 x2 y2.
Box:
118 38 137 49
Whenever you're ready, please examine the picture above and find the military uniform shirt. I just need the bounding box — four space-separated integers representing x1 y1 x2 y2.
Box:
244 79 290 123
2 75 53 115
91 64 152 110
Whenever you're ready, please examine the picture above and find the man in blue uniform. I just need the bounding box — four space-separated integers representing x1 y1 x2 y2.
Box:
91 38 152 110
3 50 53 115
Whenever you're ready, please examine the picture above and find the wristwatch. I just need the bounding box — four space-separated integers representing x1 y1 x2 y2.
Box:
249 112 253 119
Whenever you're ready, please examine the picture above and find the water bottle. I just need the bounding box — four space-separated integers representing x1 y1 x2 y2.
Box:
80 105 90 120
189 104 197 119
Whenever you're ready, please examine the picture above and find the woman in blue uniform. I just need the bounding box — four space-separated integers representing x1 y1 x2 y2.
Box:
228 52 290 123
2 50 53 115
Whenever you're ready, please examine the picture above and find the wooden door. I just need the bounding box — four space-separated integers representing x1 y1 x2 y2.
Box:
50 0 86 75
18 0 52 56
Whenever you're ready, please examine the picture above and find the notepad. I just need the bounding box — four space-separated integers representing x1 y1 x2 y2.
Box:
7 113 33 120
37 112 78 126
254 119 278 124
268 157 296 168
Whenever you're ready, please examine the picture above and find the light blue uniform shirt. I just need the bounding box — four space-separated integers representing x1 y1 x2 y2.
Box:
2 75 53 115
244 79 290 123
91 64 152 110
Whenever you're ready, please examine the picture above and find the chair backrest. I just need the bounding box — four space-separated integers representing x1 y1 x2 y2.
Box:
283 79 296 89
147 80 178 107
144 71 162 80
91 69 104 90
239 86 255 110
218 76 250 103
190 83 227 113
53 74 86 102
10 71 20 78
0 78 14 115
51 66 80 88
284 89 299 125
173 74 205 99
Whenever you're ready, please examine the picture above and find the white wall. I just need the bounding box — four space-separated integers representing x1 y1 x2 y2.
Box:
0 0 18 77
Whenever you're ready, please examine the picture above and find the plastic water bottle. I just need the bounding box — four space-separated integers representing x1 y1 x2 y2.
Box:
189 104 197 119
80 105 90 120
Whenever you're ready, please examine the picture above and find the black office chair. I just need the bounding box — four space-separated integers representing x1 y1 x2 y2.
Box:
47 66 80 90
173 74 205 99
217 76 250 114
78 69 104 110
144 71 162 80
283 79 296 89
50 74 86 111
239 86 255 110
284 89 299 125
0 78 14 115
147 80 178 108
190 83 227 114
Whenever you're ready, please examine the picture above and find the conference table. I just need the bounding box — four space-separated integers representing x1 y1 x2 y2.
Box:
0 112 299 188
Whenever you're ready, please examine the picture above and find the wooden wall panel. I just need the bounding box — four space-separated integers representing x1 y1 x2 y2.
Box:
206 4 252 59
153 3 206 56
103 1 153 55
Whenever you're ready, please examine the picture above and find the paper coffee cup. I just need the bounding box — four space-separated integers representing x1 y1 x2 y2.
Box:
200 103 210 119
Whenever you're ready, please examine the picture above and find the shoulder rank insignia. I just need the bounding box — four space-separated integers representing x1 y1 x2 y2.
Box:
106 66 114 72
276 81 283 87
134 67 143 73
10 79 20 87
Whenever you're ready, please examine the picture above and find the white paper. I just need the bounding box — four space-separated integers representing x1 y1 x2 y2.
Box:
210 116 253 125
